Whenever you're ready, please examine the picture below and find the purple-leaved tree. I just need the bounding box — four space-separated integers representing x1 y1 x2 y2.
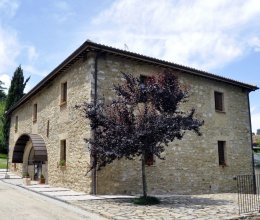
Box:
77 70 204 198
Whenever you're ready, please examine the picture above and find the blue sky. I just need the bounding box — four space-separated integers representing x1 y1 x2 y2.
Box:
0 0 259 132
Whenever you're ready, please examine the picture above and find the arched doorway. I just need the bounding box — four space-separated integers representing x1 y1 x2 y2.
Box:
12 133 48 181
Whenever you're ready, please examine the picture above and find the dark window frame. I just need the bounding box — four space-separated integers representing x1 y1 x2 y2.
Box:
46 120 50 138
60 82 67 104
60 139 67 163
15 116 18 133
33 103 37 123
218 141 226 166
214 91 224 112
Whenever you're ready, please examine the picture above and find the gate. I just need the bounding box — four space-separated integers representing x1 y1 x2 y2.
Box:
237 174 260 214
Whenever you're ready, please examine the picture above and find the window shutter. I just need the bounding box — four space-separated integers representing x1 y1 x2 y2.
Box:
214 92 223 111
218 141 225 165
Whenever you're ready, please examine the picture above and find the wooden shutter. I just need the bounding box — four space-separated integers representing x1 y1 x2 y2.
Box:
60 140 67 162
61 82 67 103
218 141 225 165
214 91 223 111
33 103 37 122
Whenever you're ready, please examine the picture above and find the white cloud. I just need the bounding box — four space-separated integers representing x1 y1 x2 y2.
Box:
23 65 47 77
0 25 21 73
0 0 19 17
89 0 260 70
26 45 39 62
0 1 43 87
0 0 21 75
0 27 43 88
249 37 260 52
52 1 75 23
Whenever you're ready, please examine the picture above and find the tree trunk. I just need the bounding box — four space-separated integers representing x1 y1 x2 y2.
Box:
141 151 147 198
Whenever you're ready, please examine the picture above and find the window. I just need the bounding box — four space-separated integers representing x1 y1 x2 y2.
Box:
218 141 226 166
140 75 151 102
145 152 154 166
15 116 18 133
33 103 37 123
140 75 149 85
60 140 66 163
46 120 50 138
214 91 224 111
60 82 67 104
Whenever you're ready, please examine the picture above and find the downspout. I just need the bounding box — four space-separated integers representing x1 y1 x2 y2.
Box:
247 91 256 193
5 112 10 179
92 51 99 195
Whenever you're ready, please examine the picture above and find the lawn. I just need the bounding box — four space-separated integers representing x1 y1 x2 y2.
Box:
0 153 7 169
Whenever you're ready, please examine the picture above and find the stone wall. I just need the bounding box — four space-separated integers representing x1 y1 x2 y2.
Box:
95 53 253 195
9 50 254 195
9 56 95 193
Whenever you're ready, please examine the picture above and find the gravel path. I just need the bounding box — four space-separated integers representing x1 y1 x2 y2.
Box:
70 194 258 220
2 170 260 219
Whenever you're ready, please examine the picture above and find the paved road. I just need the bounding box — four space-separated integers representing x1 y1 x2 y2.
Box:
0 180 104 220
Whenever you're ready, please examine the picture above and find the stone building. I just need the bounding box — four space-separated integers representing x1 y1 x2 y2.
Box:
7 40 258 195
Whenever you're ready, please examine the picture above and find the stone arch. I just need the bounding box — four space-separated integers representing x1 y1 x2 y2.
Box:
12 133 48 181
12 133 47 163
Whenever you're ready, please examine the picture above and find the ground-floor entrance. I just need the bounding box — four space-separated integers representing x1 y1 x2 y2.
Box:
12 133 48 182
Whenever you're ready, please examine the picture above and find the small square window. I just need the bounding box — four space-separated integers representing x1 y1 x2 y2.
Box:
145 152 154 166
15 116 18 133
33 103 37 123
60 139 66 163
218 141 226 166
214 91 224 111
60 82 67 104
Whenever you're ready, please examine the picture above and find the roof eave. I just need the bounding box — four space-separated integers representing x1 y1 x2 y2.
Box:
6 40 259 115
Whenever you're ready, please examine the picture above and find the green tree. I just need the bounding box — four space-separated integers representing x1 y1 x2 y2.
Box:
0 81 6 152
0 81 6 101
0 100 6 152
3 66 30 151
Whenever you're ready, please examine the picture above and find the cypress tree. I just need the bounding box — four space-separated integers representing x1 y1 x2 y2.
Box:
0 81 6 101
0 81 6 152
3 66 30 152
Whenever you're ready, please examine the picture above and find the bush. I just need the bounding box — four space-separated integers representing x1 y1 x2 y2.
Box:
133 196 160 205
59 160 66 166
23 172 30 178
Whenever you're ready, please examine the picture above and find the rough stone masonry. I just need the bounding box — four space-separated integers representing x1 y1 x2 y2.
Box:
8 41 257 195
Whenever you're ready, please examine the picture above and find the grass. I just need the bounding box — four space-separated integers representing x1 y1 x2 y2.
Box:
133 196 161 205
0 153 7 169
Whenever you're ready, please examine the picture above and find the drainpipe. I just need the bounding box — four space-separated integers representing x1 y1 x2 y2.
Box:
247 91 256 193
5 148 9 179
92 51 100 195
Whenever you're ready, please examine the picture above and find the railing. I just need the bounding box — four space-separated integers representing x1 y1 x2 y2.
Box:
237 174 260 214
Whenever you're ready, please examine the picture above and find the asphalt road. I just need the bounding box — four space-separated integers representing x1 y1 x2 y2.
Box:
0 180 104 220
